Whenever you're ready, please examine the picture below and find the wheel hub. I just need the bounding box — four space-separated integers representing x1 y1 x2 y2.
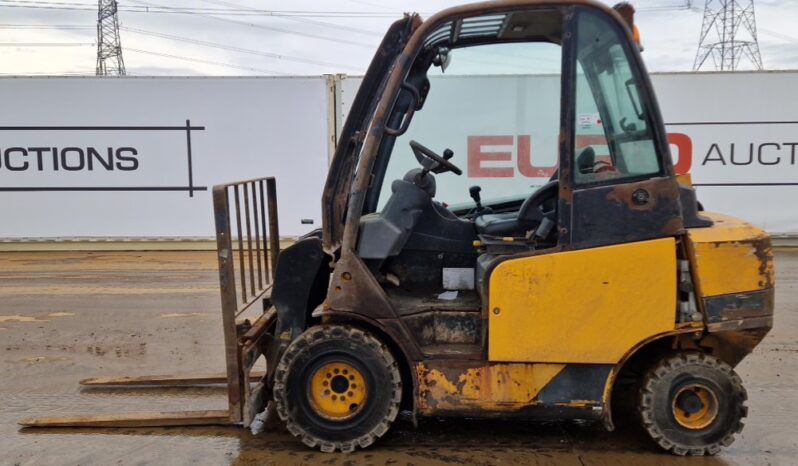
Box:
330 375 350 393
672 383 719 430
308 361 367 420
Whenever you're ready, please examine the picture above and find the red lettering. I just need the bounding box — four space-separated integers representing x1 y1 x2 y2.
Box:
516 135 556 177
667 133 692 174
575 134 608 150
469 132 694 177
467 135 514 177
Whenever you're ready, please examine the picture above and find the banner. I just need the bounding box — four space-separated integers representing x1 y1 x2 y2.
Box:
0 71 795 239
0 77 332 237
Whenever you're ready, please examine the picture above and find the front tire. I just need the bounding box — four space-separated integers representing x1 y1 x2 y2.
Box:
273 325 402 452
638 352 747 456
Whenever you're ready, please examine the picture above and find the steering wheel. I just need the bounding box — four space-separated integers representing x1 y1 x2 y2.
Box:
518 180 558 224
409 140 463 176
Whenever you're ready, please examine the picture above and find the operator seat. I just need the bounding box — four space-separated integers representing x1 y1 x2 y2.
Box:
357 169 433 259
357 168 474 259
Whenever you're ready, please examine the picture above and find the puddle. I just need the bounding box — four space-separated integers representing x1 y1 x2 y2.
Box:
159 312 209 318
22 356 70 363
0 315 48 323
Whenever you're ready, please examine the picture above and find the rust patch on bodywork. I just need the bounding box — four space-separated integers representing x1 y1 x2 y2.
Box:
324 249 396 320
661 216 684 236
569 176 684 249
415 362 565 415
687 212 774 296
697 328 771 367
555 399 594 409
753 240 775 289
558 166 573 203
703 288 774 334
605 176 680 212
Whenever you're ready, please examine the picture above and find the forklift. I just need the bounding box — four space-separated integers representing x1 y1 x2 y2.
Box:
22 0 774 457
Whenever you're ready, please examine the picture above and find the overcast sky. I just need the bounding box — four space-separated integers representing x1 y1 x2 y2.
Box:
0 0 796 76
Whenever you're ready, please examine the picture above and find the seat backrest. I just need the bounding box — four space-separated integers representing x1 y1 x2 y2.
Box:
576 146 596 174
356 179 431 259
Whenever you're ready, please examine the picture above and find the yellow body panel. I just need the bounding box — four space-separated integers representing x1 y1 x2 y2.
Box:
687 212 773 297
415 362 565 414
488 238 677 363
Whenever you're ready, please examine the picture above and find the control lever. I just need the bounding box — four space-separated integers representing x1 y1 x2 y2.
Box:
527 207 556 244
531 216 555 240
469 185 483 211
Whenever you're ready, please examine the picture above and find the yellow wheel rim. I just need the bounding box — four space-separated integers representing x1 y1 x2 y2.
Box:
672 384 719 430
308 361 368 420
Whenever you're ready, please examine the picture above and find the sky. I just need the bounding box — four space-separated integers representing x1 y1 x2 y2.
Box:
0 0 796 76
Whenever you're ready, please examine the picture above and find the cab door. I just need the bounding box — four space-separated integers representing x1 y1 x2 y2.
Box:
488 6 681 363
562 8 683 249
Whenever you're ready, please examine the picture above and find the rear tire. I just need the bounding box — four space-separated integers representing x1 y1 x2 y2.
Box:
273 325 402 452
638 352 747 456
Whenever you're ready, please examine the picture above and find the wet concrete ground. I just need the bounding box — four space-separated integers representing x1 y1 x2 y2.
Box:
1 250 796 465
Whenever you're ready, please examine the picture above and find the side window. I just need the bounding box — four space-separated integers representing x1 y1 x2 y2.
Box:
573 11 660 185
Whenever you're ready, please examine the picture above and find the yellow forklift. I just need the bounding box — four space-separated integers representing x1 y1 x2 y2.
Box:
22 0 774 457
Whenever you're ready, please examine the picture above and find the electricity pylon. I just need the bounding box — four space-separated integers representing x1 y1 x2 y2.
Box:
693 0 763 71
96 0 126 76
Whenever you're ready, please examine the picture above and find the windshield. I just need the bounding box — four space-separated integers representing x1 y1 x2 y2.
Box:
376 41 563 211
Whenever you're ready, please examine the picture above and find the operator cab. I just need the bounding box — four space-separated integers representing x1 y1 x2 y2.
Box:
347 4 691 356
358 11 568 272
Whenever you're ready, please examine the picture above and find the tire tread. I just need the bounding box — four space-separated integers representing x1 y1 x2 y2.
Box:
638 352 747 456
272 324 402 453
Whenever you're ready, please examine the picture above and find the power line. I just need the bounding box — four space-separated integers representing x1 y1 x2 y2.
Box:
0 1 408 17
0 1 101 12
759 28 798 44
0 23 92 29
126 0 376 49
0 19 366 71
0 41 92 46
0 0 398 53
635 1 699 13
120 26 361 71
199 0 382 36
345 0 397 12
126 47 288 75
0 70 95 75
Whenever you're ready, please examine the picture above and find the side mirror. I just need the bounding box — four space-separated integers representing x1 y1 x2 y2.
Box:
433 47 451 72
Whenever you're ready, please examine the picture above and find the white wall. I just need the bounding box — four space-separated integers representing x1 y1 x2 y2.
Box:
0 76 331 238
0 71 796 239
653 72 798 233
